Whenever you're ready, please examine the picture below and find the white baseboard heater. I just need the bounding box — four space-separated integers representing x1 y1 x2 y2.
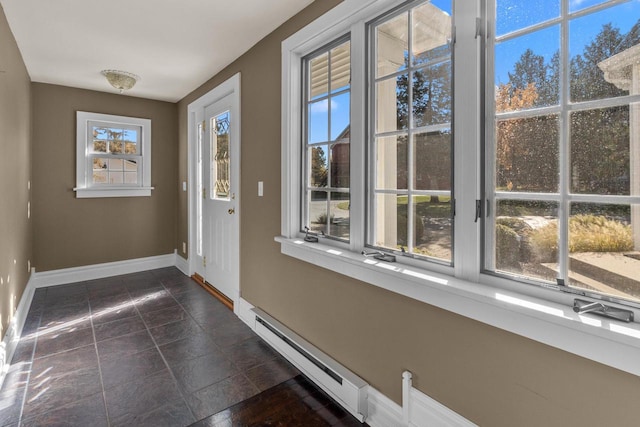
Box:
251 308 368 422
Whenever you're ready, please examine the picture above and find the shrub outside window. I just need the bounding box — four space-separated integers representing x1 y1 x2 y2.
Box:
486 0 640 305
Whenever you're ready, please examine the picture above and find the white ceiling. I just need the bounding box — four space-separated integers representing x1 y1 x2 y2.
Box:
1 0 315 102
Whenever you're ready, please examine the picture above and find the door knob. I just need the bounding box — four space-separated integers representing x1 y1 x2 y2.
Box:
228 208 235 214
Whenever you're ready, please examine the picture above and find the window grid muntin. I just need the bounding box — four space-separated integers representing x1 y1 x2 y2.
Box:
368 0 453 261
302 36 351 241
86 120 143 187
280 0 640 369
494 0 628 44
487 0 640 302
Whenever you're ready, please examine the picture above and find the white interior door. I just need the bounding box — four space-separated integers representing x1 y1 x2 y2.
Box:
199 93 240 302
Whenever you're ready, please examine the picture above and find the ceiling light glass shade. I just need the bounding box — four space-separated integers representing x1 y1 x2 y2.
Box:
101 70 140 92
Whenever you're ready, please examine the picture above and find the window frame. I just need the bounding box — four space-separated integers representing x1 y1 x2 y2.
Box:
302 36 353 241
280 0 640 379
75 111 153 198
367 2 455 263
483 0 640 308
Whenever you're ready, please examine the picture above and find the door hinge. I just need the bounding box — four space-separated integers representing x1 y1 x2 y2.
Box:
203 256 207 267
202 120 206 131
202 187 207 199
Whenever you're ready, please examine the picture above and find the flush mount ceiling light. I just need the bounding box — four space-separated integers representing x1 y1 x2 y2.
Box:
101 69 140 93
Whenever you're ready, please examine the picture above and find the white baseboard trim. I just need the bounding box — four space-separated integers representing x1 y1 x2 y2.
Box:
366 374 477 427
175 253 190 276
0 272 36 390
235 297 256 328
366 385 404 427
0 252 187 390
402 371 476 427
30 252 178 288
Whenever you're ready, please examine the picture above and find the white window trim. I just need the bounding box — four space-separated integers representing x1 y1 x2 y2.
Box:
280 0 640 378
75 111 153 198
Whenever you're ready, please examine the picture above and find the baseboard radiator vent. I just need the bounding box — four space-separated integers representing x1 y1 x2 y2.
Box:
252 308 368 422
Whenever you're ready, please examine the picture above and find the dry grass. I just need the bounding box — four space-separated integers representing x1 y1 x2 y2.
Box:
530 214 632 262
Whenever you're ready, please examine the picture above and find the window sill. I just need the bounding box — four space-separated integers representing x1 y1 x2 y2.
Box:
276 236 640 378
74 187 154 198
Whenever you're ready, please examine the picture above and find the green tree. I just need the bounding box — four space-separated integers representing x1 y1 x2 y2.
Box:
311 146 328 187
496 82 559 192
501 19 640 195
571 23 626 102
569 22 638 194
396 54 451 129
395 49 453 201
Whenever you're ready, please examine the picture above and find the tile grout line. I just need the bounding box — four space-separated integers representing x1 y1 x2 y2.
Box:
131 278 199 425
147 276 261 424
167 281 301 419
166 278 296 405
87 280 114 427
15 288 46 426
10 271 308 427
166 281 260 396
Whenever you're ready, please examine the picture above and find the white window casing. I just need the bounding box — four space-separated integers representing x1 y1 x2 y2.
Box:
75 111 153 198
279 0 640 378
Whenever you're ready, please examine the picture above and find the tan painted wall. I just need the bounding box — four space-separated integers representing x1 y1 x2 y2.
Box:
0 5 32 340
31 84 178 271
175 1 640 425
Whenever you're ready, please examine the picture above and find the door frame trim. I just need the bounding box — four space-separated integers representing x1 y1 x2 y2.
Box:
187 73 241 297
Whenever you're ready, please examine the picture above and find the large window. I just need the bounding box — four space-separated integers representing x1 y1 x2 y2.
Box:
281 0 640 377
369 1 453 262
486 0 640 304
303 39 352 240
75 112 152 198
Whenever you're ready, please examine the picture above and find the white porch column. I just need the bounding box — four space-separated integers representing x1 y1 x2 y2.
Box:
375 31 404 247
599 45 640 250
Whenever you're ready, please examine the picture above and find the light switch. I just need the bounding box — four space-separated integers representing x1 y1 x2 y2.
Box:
258 181 264 197
182 181 187 191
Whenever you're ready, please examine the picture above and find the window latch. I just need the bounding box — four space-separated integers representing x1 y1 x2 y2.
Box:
475 17 483 39
474 199 482 223
573 298 634 323
362 250 396 263
303 226 323 242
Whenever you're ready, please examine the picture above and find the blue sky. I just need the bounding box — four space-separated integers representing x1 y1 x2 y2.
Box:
307 0 452 145
308 92 350 144
496 0 640 84
308 0 640 144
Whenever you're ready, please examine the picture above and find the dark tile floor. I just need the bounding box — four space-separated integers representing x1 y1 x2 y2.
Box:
0 268 365 426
